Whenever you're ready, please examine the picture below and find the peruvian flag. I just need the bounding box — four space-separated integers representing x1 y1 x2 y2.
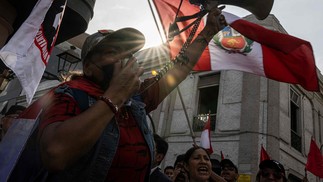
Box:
200 114 213 154
152 0 319 92
260 145 271 162
306 138 323 178
0 0 67 104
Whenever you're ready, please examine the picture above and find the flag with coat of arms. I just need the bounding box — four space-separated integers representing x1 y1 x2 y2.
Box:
152 0 319 92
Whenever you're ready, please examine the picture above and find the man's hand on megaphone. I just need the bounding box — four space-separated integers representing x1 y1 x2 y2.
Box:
205 6 227 35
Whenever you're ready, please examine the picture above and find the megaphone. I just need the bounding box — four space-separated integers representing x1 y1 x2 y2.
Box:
189 0 274 20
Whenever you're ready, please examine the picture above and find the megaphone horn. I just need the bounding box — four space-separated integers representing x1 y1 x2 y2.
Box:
218 0 274 20
190 0 274 20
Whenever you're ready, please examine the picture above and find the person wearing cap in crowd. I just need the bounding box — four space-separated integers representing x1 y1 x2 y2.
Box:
0 104 26 140
150 134 172 182
8 5 227 182
256 160 287 182
220 159 239 182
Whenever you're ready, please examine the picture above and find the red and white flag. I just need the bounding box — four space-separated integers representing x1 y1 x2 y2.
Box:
200 115 213 154
260 145 271 162
0 0 67 104
153 0 319 92
306 138 323 178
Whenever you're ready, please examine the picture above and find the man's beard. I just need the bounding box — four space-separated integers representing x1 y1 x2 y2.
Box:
100 64 114 90
85 64 114 90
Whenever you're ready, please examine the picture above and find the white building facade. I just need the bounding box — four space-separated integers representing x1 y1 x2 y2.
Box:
148 15 323 182
1 14 322 182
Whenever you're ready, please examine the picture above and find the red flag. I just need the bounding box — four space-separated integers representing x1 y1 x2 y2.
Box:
152 0 319 92
221 151 225 160
200 115 213 154
152 0 204 59
306 138 323 178
260 145 271 162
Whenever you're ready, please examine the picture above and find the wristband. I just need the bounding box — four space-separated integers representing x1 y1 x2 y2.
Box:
98 96 119 114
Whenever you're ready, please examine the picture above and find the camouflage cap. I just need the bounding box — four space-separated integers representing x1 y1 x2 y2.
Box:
81 28 145 62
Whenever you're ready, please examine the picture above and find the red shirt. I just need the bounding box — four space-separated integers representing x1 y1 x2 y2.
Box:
39 77 160 181
106 107 150 181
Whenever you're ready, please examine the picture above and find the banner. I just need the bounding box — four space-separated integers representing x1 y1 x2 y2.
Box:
0 0 67 104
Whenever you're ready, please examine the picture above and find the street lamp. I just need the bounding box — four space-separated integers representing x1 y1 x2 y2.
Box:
56 46 81 79
43 45 81 81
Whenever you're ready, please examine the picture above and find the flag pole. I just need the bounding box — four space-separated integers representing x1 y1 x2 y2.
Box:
146 0 165 43
177 87 196 145
303 168 308 182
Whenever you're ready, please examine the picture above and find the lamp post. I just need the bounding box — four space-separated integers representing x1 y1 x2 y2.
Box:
43 45 81 81
56 46 81 79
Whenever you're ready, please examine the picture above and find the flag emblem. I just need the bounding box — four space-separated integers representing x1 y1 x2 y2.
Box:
214 26 254 54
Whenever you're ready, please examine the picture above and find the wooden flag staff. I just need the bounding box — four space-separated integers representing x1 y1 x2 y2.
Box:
177 87 196 145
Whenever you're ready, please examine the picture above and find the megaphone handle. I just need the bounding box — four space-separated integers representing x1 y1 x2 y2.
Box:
217 14 227 30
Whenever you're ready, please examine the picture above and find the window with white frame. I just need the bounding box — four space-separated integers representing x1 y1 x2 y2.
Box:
193 74 220 132
290 89 302 152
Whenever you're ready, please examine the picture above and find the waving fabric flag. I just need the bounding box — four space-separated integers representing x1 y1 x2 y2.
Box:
0 0 67 104
200 115 213 154
152 0 319 92
152 0 204 59
260 145 271 162
305 138 323 178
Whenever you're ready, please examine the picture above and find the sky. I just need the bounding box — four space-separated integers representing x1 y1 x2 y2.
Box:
86 0 323 73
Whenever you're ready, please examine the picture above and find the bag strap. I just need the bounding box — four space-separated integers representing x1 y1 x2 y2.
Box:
54 85 90 112
69 88 90 112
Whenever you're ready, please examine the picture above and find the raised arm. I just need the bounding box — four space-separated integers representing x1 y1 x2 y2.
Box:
156 7 227 102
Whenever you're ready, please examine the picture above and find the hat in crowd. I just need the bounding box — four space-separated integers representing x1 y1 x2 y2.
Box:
259 160 285 174
5 105 26 116
220 159 238 173
81 28 145 61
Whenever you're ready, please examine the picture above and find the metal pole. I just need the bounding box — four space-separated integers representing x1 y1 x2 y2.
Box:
177 87 196 145
146 0 165 43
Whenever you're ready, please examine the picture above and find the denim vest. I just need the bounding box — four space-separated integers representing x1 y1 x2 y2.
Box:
48 88 154 182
